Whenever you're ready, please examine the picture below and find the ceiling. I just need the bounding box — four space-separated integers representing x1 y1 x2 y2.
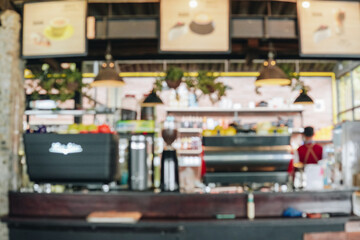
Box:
6 0 343 73
79 59 337 74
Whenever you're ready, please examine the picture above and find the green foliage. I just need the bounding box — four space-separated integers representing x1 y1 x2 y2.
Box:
186 71 230 104
29 63 86 102
279 65 311 94
153 78 164 93
165 66 184 82
153 68 230 104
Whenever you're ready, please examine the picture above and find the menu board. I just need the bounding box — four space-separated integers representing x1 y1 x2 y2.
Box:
160 0 229 52
298 0 360 57
22 0 87 58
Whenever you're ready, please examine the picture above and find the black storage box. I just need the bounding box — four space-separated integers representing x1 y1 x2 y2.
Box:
23 133 119 184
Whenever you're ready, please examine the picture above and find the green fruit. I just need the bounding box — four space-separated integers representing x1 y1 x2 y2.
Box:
87 124 97 131
78 124 87 132
68 124 79 134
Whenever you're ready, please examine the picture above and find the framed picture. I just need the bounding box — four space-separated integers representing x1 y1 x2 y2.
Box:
22 0 87 58
298 0 360 57
160 0 230 53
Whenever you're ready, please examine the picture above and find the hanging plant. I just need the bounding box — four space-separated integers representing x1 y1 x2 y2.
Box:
281 65 312 94
27 63 87 103
185 71 230 104
152 68 230 104
164 66 184 89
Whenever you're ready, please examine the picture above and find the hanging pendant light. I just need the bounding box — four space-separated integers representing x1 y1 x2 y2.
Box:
91 61 124 87
141 89 163 106
293 61 313 105
294 89 314 104
91 11 124 87
255 51 291 87
91 41 124 87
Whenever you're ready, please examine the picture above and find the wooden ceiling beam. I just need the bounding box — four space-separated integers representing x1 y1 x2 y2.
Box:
0 0 14 11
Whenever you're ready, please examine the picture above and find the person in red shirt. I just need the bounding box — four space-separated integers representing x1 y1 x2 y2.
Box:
296 126 323 166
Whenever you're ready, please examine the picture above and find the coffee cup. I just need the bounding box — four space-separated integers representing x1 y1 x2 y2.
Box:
49 17 69 37
190 13 214 35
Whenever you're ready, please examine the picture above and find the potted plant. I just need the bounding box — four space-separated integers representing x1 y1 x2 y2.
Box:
26 63 86 108
164 66 184 89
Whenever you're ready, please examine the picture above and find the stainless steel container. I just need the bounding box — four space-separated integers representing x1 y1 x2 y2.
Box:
129 135 148 190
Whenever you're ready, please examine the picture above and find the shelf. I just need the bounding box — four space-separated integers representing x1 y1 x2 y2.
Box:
24 110 114 116
314 140 333 144
178 128 203 133
289 128 304 134
177 149 202 155
166 107 304 114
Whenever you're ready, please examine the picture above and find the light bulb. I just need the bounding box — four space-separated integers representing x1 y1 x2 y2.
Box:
189 0 198 8
302 1 310 8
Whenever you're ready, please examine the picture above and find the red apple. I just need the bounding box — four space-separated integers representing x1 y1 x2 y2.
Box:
98 124 111 133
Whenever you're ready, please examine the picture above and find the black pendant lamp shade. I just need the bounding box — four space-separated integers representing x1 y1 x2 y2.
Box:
91 40 125 87
142 90 163 106
255 49 291 87
91 62 124 87
255 61 291 87
294 90 314 104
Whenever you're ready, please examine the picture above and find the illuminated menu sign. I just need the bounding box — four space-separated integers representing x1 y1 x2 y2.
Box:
160 0 230 53
22 0 87 58
298 0 360 57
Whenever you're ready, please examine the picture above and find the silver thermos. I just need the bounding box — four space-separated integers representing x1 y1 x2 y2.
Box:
129 135 149 191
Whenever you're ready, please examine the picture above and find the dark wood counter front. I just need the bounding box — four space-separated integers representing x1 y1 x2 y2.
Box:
9 190 352 219
4 190 355 240
3 216 354 240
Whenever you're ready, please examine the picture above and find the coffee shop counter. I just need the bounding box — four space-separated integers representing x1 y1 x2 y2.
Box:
2 189 357 240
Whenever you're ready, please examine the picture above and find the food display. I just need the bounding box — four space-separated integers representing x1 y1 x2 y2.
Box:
189 13 214 35
168 22 188 41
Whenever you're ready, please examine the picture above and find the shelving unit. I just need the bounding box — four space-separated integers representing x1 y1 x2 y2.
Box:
24 109 118 127
166 107 304 114
166 107 304 128
178 128 203 133
24 109 115 116
177 149 203 155
168 107 306 159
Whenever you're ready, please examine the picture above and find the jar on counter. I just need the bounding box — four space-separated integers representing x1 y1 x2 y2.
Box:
141 94 155 120
121 94 138 120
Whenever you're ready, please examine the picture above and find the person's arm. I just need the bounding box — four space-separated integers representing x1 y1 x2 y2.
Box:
293 147 304 169
293 150 300 164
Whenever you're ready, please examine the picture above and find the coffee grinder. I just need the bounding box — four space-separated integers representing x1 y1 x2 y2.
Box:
160 118 180 192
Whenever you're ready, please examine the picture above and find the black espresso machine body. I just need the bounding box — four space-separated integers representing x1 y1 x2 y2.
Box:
203 135 292 185
24 133 119 184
